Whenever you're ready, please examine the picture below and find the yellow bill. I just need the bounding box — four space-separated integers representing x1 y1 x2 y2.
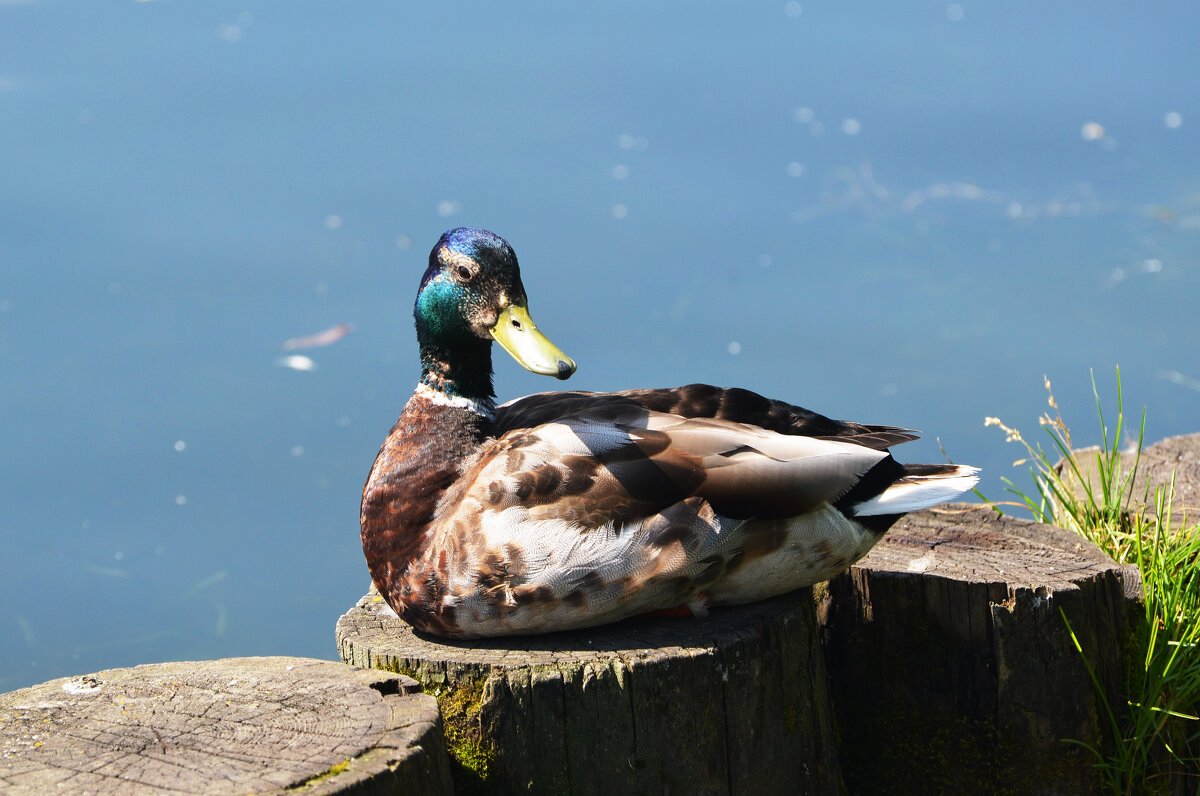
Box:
489 304 577 380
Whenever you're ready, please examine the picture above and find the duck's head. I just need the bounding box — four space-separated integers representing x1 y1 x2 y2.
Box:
414 228 576 396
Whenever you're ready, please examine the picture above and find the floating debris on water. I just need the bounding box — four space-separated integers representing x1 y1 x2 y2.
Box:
792 107 814 124
214 602 228 637
81 563 129 579
276 354 317 372
217 12 253 43
792 159 1127 225
617 133 649 151
16 616 34 649
1103 257 1167 289
902 180 1004 212
188 570 229 596
1159 370 1200 392
283 323 353 351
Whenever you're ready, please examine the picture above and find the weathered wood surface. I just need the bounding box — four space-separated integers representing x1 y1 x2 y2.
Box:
0 656 452 795
1058 432 1200 521
338 588 840 795
818 506 1138 795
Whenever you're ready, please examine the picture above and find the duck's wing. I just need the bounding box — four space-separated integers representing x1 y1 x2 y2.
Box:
430 389 973 636
483 392 892 523
429 398 891 632
497 383 917 451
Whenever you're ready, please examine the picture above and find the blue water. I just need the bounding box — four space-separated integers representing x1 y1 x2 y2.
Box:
2 2 1198 692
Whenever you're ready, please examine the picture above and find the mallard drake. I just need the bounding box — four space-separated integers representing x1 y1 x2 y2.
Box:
361 228 979 638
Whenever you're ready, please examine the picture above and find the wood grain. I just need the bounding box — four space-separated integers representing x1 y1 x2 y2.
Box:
0 656 451 795
338 587 840 795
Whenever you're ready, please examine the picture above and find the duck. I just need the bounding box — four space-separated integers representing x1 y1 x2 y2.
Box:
361 227 979 638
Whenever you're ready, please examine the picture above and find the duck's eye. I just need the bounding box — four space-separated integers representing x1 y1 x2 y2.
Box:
456 265 473 281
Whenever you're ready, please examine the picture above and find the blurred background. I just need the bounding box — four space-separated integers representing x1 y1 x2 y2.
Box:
2 1 1197 692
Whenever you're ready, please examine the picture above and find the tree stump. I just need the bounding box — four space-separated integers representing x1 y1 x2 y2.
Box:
0 656 452 795
817 506 1139 795
337 589 840 795
1058 432 1200 523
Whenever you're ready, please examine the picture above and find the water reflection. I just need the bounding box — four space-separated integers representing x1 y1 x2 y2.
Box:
276 354 318 371
1160 370 1200 393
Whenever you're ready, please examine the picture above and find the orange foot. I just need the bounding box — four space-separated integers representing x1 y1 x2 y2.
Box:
641 592 710 619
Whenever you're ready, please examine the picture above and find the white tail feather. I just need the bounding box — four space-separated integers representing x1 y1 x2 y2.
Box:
853 466 980 516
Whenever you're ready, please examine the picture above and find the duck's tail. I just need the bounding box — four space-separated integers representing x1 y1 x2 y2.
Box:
852 463 980 516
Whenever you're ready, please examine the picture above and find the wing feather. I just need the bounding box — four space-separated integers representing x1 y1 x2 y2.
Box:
497 383 917 451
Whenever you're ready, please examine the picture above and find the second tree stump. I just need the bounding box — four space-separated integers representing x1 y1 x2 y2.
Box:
819 507 1139 795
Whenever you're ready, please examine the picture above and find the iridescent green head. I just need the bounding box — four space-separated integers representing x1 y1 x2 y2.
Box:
414 228 575 399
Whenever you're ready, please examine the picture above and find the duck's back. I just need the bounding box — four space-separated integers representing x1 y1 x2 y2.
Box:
497 383 918 450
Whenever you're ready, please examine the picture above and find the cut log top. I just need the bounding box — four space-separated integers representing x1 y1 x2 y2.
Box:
1059 432 1200 521
0 656 451 795
340 581 816 670
860 504 1138 591
1121 432 1200 509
